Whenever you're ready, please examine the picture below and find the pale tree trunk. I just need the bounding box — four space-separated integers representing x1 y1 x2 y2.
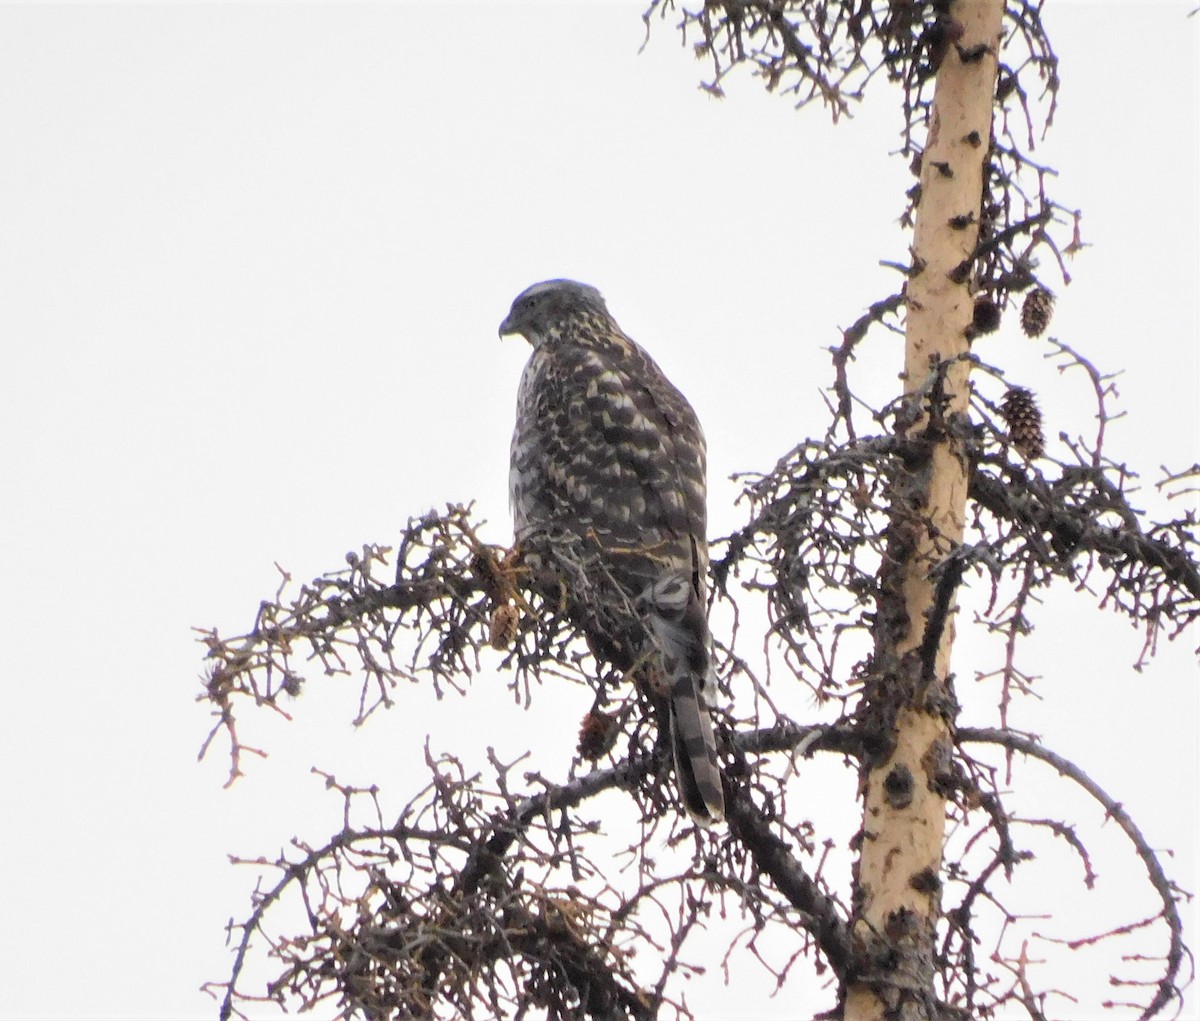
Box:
846 3 1005 1019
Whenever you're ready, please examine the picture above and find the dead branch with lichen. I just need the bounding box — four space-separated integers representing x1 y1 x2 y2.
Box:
198 333 1197 1018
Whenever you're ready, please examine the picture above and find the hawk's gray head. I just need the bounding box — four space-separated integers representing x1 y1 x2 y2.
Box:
498 279 610 348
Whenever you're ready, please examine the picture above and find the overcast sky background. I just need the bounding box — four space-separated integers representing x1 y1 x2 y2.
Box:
1 3 1197 1019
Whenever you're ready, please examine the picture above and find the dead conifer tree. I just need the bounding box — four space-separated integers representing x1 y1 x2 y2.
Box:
846 5 1004 1018
198 3 1196 1018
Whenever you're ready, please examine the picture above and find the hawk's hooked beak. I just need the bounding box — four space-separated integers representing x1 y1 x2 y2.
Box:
498 313 517 339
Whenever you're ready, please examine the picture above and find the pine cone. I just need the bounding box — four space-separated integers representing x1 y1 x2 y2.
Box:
1020 287 1055 337
1000 386 1045 460
577 709 619 761
489 603 519 650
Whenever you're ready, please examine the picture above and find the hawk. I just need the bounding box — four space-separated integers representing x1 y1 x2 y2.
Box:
500 279 725 824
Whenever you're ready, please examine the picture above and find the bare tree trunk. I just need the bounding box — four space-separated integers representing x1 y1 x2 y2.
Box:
846 3 1005 1019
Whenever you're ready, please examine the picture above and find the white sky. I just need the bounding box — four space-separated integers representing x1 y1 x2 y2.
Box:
1 3 1197 1019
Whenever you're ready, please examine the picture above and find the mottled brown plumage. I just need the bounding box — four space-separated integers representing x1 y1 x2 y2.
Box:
501 279 725 823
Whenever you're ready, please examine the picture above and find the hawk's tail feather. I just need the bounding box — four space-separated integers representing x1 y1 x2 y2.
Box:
669 682 725 824
646 572 725 823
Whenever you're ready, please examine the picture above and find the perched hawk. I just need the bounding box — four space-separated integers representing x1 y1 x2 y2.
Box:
500 279 725 824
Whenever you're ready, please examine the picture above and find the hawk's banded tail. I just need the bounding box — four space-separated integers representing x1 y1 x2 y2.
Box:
668 675 725 824
647 574 725 824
